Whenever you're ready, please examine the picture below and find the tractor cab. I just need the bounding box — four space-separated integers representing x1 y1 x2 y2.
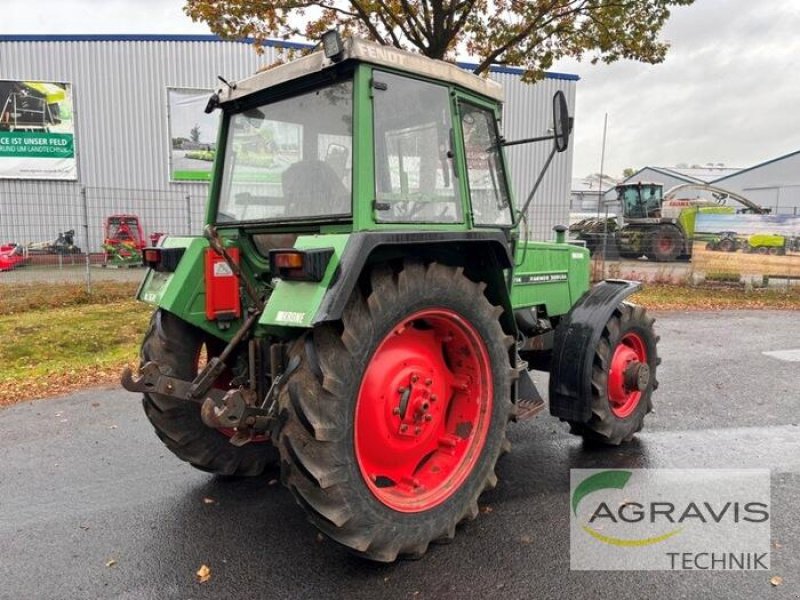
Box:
617 182 664 220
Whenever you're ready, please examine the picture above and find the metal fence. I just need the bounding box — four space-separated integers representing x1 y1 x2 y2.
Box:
2 182 797 293
0 183 207 289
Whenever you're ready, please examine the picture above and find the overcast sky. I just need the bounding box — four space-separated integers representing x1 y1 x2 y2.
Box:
3 0 800 178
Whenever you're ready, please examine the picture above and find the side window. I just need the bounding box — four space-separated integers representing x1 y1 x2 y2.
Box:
373 72 462 223
459 103 512 226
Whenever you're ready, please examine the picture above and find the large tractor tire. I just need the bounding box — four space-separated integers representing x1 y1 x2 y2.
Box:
646 226 682 262
140 309 279 476
277 260 513 562
568 303 659 445
718 238 737 252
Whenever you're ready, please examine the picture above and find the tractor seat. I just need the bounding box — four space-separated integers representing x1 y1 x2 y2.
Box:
281 160 350 217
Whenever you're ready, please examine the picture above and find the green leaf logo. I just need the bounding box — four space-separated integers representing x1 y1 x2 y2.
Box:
572 470 682 547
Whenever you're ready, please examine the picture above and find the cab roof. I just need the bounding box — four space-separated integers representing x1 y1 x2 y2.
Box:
218 37 504 106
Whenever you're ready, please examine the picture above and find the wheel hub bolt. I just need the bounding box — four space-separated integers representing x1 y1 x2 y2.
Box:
414 427 421 435
400 424 408 432
425 378 432 386
411 374 419 384
392 407 400 415
424 414 433 422
430 394 437 402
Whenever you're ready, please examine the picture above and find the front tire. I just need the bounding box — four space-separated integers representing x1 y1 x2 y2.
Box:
140 309 279 476
277 261 513 561
568 303 659 445
646 226 682 262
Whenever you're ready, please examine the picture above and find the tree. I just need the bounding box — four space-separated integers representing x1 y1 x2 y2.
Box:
190 123 201 144
184 0 694 81
622 167 636 178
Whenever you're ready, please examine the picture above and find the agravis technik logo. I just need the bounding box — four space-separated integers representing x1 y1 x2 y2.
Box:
570 469 771 571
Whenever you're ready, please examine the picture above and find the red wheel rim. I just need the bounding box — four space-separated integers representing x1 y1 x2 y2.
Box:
607 332 648 419
658 236 673 253
354 308 493 513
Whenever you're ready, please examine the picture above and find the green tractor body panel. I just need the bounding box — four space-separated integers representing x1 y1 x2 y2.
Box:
259 234 349 329
511 241 590 316
136 236 240 340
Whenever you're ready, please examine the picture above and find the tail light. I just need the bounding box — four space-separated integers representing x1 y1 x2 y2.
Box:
143 247 185 272
269 248 334 282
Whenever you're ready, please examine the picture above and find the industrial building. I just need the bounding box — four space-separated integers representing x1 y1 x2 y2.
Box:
614 155 800 215
0 34 578 249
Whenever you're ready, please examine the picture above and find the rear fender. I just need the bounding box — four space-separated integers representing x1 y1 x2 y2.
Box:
548 279 642 423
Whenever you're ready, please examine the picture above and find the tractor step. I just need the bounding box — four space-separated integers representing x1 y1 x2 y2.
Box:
515 368 545 421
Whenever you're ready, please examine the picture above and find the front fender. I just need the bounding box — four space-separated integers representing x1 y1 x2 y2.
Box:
548 279 642 423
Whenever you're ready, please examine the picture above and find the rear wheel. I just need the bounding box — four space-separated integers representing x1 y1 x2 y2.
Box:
646 226 682 262
568 303 659 445
277 260 513 561
719 238 736 252
140 309 279 476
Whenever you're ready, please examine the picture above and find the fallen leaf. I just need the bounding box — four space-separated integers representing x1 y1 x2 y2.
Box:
202 497 216 505
268 479 278 486
105 559 117 568
770 576 783 587
196 564 211 583
480 505 493 514
109 425 118 429
520 535 533 544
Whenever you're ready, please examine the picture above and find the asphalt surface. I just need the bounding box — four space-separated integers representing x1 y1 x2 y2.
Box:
1 310 798 600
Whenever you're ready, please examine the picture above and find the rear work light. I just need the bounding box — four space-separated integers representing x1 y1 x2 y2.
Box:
143 247 185 272
269 248 334 282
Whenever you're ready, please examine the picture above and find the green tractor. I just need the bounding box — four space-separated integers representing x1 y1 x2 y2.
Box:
122 34 659 561
571 182 770 261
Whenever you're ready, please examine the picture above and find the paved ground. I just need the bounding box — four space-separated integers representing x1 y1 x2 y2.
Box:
1 311 798 599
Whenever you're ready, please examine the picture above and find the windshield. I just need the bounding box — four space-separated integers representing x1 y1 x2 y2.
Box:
217 80 353 223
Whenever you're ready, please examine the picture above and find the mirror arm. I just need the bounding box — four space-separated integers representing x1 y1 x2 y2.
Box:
501 133 555 148
512 144 557 228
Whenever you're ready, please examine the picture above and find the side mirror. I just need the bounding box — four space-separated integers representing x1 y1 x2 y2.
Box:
553 91 571 153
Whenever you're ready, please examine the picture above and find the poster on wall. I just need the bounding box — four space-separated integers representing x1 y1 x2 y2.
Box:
693 213 800 278
0 80 76 180
168 88 220 182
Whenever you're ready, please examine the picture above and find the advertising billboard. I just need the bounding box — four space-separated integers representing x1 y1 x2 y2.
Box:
0 80 76 180
167 88 220 182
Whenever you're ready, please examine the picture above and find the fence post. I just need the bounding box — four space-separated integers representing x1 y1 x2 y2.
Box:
80 186 92 294
186 194 192 235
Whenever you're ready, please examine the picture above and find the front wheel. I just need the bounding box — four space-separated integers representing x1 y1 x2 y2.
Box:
646 227 682 262
277 261 513 561
568 303 659 445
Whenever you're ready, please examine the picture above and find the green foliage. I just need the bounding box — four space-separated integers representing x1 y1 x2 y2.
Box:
184 0 695 81
704 271 742 283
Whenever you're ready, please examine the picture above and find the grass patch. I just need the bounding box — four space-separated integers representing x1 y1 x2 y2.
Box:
0 281 139 315
1 280 799 407
0 299 151 406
